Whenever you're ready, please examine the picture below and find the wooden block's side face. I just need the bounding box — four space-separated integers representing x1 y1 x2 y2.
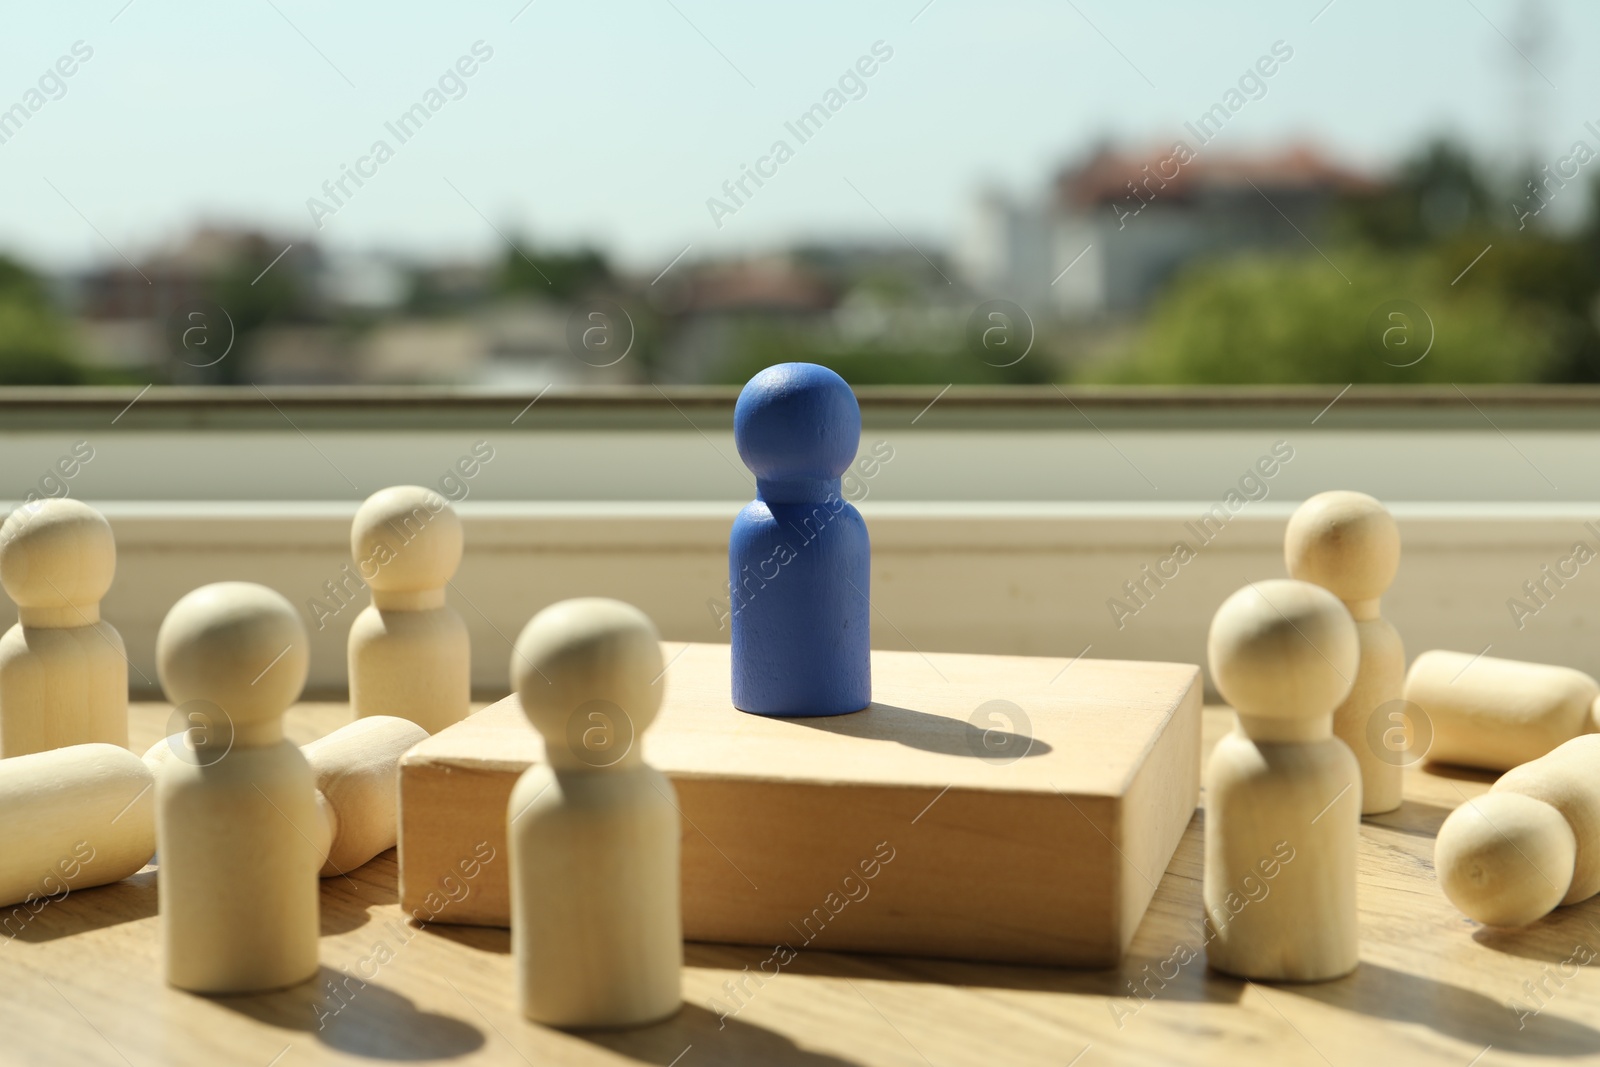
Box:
398 760 517 927
1115 672 1204 952
677 778 1122 967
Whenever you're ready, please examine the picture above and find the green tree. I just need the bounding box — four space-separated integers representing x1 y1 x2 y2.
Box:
497 239 611 302
1337 138 1498 247
714 320 1055 386
202 244 314 385
1094 250 1554 385
1326 136 1600 382
0 255 86 385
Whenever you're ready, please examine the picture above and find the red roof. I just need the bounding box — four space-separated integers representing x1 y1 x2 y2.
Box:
680 259 833 314
1057 143 1377 209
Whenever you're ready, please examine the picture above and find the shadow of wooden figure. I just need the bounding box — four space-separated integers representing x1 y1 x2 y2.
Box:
579 1003 862 1067
1 868 160 945
211 965 486 1061
1288 960 1600 1057
779 701 1052 760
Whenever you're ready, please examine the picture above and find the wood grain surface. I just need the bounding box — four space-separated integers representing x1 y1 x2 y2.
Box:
0 702 1591 1066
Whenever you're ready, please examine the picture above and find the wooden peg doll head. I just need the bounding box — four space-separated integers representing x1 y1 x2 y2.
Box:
0 498 115 627
1208 579 1358 739
156 582 308 747
1285 491 1400 612
351 486 462 606
512 598 664 770
1435 791 1575 927
733 363 860 502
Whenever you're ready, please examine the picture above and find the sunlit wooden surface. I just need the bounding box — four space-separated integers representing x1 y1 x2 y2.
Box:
2 702 1590 1065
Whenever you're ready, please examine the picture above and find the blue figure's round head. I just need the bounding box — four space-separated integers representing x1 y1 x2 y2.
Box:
734 363 860 491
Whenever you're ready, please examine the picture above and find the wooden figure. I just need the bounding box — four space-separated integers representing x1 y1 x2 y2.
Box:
348 486 469 735
1205 579 1361 982
1435 734 1600 927
1285 490 1404 814
145 714 427 878
730 363 870 717
508 597 681 1028
0 499 128 758
303 715 429 876
154 582 320 993
0 743 154 909
1404 650 1598 771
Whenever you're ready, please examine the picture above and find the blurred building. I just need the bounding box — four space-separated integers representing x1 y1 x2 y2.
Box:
656 257 835 383
67 226 324 380
961 143 1376 319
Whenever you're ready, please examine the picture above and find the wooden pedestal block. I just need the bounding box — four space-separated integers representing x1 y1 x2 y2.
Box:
398 642 1200 967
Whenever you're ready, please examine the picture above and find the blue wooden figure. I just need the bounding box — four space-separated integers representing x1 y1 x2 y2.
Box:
730 363 871 717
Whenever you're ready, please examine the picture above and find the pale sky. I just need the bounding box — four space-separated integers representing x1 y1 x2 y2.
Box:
0 0 1593 275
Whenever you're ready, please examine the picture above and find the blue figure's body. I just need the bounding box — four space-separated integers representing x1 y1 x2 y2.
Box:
730 363 871 717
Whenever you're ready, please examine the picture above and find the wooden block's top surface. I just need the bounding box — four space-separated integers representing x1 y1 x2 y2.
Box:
407 642 1199 796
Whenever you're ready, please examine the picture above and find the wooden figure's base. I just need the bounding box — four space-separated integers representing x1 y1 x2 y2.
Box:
398 642 1200 968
